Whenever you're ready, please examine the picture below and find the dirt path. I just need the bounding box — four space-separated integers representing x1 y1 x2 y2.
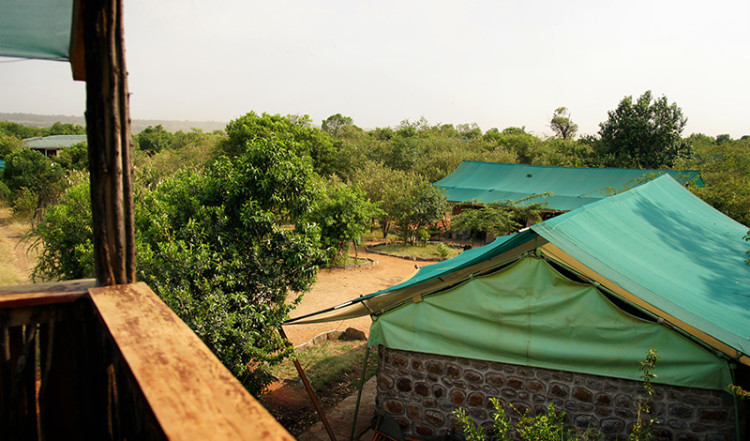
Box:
282 246 436 347
0 208 37 286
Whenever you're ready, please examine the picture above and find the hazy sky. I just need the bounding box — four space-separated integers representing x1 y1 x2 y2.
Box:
1 0 748 138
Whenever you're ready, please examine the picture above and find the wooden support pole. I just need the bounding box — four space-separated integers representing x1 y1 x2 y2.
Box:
278 327 338 441
82 0 136 286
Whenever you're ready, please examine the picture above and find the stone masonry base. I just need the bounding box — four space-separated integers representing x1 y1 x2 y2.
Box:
375 347 738 441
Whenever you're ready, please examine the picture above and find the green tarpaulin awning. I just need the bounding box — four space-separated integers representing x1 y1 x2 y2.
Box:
0 0 74 61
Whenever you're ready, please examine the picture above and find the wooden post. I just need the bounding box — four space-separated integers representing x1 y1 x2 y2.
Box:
278 327 338 441
81 0 136 286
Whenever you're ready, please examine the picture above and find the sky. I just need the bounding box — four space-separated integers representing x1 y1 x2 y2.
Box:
1 0 748 138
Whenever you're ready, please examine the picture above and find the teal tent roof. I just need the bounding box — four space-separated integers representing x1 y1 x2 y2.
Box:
0 0 74 61
435 161 704 211
533 174 750 360
287 175 750 367
24 135 87 149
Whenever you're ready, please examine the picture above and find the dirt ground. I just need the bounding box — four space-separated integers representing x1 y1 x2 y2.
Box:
282 246 436 347
0 207 37 286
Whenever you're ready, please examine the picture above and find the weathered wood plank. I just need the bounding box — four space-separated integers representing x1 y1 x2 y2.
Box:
0 279 96 309
88 283 295 441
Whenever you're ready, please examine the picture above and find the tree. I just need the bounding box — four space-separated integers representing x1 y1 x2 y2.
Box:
596 91 691 168
56 141 89 171
451 195 548 241
222 112 338 176
307 177 379 262
391 180 447 244
136 125 175 155
550 107 578 140
33 137 326 395
2 148 67 218
321 113 354 137
683 137 750 226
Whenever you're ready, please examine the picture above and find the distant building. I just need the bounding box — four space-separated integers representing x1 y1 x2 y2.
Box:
23 134 87 157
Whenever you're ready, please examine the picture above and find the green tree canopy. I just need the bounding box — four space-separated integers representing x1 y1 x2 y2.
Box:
2 148 67 217
136 124 175 155
223 112 338 176
596 91 691 168
33 137 326 395
307 177 379 261
550 107 578 140
321 113 354 137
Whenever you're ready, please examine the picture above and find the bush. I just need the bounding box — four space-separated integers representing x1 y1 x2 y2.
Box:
32 138 326 396
10 187 39 218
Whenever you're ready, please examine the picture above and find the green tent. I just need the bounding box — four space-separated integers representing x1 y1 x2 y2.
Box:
0 0 74 61
435 161 704 211
287 175 750 390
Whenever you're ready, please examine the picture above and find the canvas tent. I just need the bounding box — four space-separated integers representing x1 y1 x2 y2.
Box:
287 175 750 391
436 161 704 212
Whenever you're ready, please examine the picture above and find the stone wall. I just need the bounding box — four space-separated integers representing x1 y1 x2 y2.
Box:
376 347 738 441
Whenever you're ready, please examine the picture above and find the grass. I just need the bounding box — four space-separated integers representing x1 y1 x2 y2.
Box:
360 228 399 242
270 340 378 392
371 242 462 260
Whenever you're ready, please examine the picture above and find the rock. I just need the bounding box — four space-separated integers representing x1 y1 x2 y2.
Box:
342 327 367 341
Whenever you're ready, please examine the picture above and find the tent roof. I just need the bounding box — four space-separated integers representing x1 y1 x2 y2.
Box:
435 161 704 211
287 175 750 365
0 0 74 61
533 174 750 361
24 135 87 148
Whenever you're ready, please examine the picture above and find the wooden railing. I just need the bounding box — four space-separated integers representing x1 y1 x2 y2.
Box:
0 281 294 441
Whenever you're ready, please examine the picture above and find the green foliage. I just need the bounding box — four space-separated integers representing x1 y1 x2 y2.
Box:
223 112 338 176
55 141 89 171
454 399 578 441
307 177 379 261
596 91 691 168
2 148 67 218
31 182 95 280
436 242 451 258
137 139 326 394
0 133 23 157
630 348 661 441
0 181 10 203
43 121 86 136
136 129 224 188
729 384 750 400
451 195 549 240
33 137 326 395
484 128 540 164
453 407 486 441
550 107 578 140
321 113 354 137
0 121 44 139
136 124 175 155
391 179 447 244
682 137 750 226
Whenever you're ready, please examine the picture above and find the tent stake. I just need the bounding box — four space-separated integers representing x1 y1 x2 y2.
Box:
278 327 337 441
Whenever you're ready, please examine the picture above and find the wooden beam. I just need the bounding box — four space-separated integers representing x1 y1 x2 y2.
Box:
0 279 96 308
70 0 85 81
88 283 295 441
